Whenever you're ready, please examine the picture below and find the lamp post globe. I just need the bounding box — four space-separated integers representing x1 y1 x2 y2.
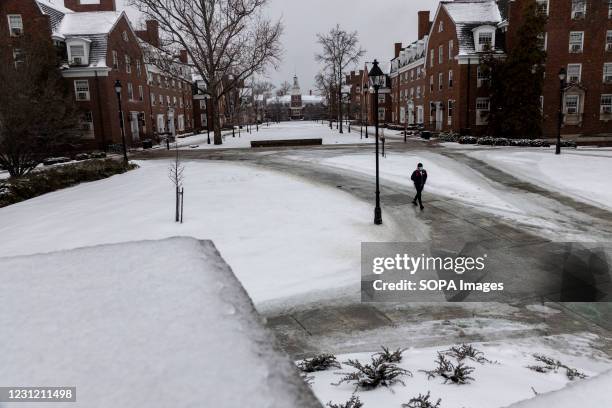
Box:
368 59 385 225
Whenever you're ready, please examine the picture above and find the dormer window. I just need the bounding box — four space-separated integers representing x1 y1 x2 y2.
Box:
122 30 129 42
7 15 23 36
473 26 496 52
66 38 90 66
439 21 444 32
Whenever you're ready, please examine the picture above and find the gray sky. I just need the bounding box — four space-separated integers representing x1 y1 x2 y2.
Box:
62 0 440 92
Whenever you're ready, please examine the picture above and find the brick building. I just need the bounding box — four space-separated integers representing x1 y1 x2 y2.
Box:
359 62 393 125
508 0 612 143
344 70 364 122
388 0 612 142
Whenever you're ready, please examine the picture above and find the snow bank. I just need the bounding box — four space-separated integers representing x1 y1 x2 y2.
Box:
466 149 612 211
0 238 321 408
307 337 611 408
0 160 399 306
177 121 375 149
505 370 612 408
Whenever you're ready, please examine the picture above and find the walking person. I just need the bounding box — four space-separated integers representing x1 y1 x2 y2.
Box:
411 162 427 210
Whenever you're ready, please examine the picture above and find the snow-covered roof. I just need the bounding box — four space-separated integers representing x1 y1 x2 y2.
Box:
58 11 123 36
442 0 503 55
273 94 324 105
36 0 72 32
442 0 502 24
0 238 321 407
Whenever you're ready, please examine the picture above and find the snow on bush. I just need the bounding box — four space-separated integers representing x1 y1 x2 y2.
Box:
443 344 492 364
327 395 364 408
374 346 406 364
334 356 413 391
459 136 478 144
420 353 475 385
298 354 342 372
402 392 442 408
527 354 587 381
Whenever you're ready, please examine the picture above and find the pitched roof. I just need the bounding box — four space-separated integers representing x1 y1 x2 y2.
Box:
57 11 123 36
441 0 503 55
36 0 72 33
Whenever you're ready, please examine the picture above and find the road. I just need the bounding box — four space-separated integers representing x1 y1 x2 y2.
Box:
135 136 612 359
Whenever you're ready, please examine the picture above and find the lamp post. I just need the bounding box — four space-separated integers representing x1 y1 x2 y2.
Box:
204 94 211 144
369 59 385 225
114 80 128 165
556 68 566 155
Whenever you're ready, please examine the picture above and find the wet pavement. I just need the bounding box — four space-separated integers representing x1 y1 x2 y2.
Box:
135 137 612 359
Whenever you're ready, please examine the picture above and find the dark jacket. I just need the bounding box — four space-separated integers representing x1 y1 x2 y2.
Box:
411 169 428 189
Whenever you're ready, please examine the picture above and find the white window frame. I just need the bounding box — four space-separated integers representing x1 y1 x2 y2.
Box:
438 45 443 64
438 21 444 33
138 85 144 101
448 40 454 60
151 92 156 106
567 63 582 83
7 15 23 36
127 83 134 100
571 0 586 20
112 51 118 69
430 50 434 67
74 80 90 101
478 31 493 51
600 94 612 115
12 48 25 68
477 66 490 88
476 97 490 125
122 31 129 42
447 99 453 125
565 95 579 114
438 72 443 90
125 55 131 73
536 0 549 15
569 31 584 53
537 32 548 51
606 30 612 52
448 70 453 88
605 63 612 83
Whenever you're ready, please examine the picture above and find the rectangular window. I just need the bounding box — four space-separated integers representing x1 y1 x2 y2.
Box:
13 48 25 68
173 96 178 106
112 51 118 69
537 33 547 51
476 98 490 111
567 64 582 83
438 45 443 64
159 95 164 105
565 95 579 114
438 21 444 32
571 0 586 19
605 63 612 83
430 50 434 67
166 95 171 105
448 40 454 60
7 15 23 36
430 75 434 92
477 66 490 87
74 80 90 101
609 0 612 19
536 0 549 15
448 70 453 88
378 108 385 120
138 85 144 101
448 100 453 125
127 83 134 100
438 72 443 90
606 31 612 52
476 97 490 125
478 32 493 50
410 70 415 80
601 94 612 115
569 32 584 53
151 92 156 105
416 86 421 98
136 60 142 76
125 55 131 73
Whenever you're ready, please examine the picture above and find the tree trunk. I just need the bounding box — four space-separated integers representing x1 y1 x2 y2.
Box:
338 81 343 133
211 95 223 145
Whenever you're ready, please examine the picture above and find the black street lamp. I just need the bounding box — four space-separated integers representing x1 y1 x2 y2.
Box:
369 59 385 225
556 68 566 155
114 80 128 165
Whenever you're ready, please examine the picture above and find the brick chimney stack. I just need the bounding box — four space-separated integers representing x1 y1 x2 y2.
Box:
64 0 116 12
418 11 431 40
136 20 160 48
394 42 403 58
179 50 188 64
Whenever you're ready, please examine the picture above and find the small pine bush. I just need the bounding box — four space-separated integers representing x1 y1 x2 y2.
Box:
334 356 412 391
327 395 363 408
402 392 442 408
374 346 405 363
298 353 341 372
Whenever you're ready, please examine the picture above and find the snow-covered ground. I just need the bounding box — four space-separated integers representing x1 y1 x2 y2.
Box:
306 335 612 408
176 121 376 149
465 149 612 211
0 159 399 307
0 238 319 408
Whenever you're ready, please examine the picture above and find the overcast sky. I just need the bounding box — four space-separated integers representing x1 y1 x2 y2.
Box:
61 0 440 92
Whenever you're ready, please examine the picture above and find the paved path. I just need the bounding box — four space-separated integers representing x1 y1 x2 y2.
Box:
135 139 612 359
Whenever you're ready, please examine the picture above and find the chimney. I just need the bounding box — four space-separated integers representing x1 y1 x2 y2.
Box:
64 0 116 12
146 20 160 47
179 50 188 64
418 11 431 40
394 42 403 58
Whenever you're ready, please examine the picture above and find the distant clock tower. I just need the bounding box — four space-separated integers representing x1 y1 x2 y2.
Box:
290 75 303 120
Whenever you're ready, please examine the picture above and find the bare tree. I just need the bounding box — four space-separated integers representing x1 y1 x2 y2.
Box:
168 144 184 222
315 25 365 134
0 34 80 177
315 68 336 128
275 80 291 97
130 0 283 145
